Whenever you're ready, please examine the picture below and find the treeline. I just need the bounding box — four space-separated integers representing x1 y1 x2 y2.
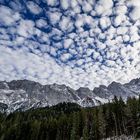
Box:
0 96 140 140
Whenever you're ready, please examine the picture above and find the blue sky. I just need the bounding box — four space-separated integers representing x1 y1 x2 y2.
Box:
0 0 140 89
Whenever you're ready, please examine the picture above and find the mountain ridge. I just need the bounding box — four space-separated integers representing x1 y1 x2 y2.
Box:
0 78 140 113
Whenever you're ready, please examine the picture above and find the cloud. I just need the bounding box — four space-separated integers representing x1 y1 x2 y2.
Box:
0 0 140 90
59 16 73 32
36 19 48 28
17 19 35 37
95 0 113 16
0 5 20 26
99 16 111 30
46 0 57 6
60 0 70 10
48 11 61 25
129 7 140 21
26 1 42 15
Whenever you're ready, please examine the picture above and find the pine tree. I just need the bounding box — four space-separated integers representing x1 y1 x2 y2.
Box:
82 121 89 140
98 106 106 139
70 112 80 140
29 120 40 140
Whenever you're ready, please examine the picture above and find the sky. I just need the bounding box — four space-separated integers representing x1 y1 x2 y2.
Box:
0 0 140 89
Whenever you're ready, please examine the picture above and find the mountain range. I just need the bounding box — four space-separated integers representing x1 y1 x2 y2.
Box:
0 78 140 113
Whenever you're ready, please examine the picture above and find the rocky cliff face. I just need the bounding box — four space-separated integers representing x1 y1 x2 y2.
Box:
0 78 139 113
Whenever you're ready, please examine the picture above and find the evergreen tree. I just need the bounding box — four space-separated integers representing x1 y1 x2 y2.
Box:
98 106 106 139
70 112 80 140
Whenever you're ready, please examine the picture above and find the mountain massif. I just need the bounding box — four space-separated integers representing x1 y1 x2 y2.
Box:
0 78 140 113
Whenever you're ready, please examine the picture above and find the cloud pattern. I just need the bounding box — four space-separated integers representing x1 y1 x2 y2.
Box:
0 0 140 89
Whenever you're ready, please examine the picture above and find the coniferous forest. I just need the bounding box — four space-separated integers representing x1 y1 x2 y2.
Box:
0 96 140 140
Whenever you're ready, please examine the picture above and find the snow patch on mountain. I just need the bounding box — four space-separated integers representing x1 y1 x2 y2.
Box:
0 78 140 113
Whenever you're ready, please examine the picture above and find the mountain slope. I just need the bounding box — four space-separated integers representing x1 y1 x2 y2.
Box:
0 78 140 113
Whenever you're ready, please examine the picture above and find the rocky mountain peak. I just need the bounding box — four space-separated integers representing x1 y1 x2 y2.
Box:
126 78 140 85
76 87 94 99
0 81 9 89
0 78 140 113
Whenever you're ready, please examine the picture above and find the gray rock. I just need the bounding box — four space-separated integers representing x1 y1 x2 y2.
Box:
0 78 139 113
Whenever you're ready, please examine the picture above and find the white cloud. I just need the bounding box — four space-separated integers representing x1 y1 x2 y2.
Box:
123 35 130 42
1 0 140 90
113 15 126 27
36 19 48 28
59 16 74 32
82 1 93 12
60 53 72 62
126 0 140 7
46 0 57 6
98 0 113 9
116 26 128 35
95 0 113 16
99 16 111 30
60 0 70 10
129 6 140 21
63 38 73 49
17 19 35 37
114 5 127 15
26 1 42 14
0 5 20 26
48 12 61 25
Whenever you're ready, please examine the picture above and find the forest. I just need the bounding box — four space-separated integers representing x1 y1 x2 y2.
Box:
0 96 140 140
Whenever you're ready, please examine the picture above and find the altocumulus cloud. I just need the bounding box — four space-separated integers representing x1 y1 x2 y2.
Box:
0 0 140 89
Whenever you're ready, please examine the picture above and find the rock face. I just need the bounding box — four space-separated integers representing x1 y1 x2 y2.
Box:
0 78 140 113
